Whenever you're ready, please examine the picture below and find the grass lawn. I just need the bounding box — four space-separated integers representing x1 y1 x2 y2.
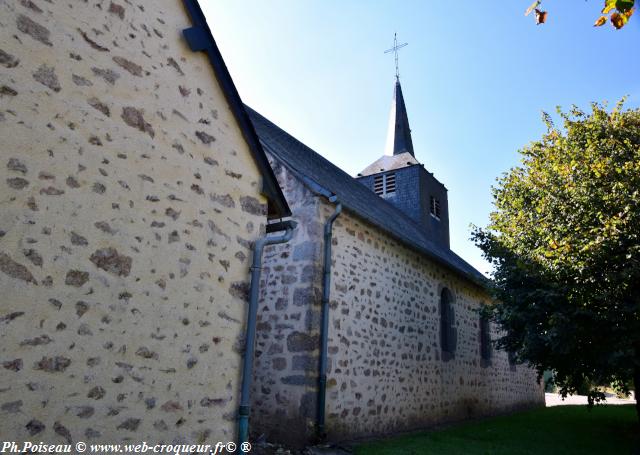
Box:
354 405 639 455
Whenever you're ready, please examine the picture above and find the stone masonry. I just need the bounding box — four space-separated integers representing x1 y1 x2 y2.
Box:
0 0 270 444
251 159 324 445
324 200 543 439
252 156 544 446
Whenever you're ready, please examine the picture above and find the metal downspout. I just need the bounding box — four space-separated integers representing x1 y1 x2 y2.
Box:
238 220 296 445
317 196 342 439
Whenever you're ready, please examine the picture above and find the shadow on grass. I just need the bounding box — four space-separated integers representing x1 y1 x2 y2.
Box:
354 405 639 455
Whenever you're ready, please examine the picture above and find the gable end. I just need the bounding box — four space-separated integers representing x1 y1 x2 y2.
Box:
181 0 291 218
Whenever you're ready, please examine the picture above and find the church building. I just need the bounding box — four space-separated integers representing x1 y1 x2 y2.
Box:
248 73 544 445
0 0 292 445
0 0 543 448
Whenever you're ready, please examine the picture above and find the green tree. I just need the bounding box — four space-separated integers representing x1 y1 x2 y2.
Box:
473 101 640 422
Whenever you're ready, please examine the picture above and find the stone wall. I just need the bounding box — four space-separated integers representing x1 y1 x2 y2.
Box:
323 200 544 440
253 160 544 445
0 0 268 444
251 159 323 446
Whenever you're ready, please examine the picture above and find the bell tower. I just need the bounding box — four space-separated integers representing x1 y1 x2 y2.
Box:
356 36 450 248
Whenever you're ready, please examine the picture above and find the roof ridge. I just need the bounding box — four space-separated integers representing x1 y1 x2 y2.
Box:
245 106 437 239
245 105 438 239
244 105 361 186
245 105 488 287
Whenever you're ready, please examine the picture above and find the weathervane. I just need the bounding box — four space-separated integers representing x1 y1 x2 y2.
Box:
384 33 408 81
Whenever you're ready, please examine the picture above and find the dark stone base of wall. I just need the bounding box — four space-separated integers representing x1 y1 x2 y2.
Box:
252 398 545 448
251 415 318 449
250 399 545 451
327 399 546 447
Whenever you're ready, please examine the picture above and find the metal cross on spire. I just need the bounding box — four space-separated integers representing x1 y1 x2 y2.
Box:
384 33 408 81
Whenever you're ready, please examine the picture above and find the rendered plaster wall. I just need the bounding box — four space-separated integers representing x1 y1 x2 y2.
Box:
251 158 324 446
0 0 268 444
323 201 545 440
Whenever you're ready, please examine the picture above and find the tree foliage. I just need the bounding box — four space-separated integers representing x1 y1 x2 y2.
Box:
525 1 635 29
473 101 640 419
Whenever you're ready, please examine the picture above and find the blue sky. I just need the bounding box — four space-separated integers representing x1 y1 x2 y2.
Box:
201 1 640 275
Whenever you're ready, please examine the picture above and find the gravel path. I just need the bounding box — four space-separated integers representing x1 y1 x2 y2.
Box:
545 392 636 407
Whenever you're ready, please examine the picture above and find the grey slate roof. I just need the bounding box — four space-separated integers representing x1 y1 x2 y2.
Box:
385 80 415 157
246 106 488 287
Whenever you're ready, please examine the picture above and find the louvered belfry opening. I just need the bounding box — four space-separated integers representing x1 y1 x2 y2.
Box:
374 174 384 195
374 172 396 196
385 172 396 193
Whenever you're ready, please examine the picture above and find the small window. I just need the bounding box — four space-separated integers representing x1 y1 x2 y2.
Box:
430 196 441 219
507 351 517 371
480 314 492 365
373 173 396 196
440 288 457 361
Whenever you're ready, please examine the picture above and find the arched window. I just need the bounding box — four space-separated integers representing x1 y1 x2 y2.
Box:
507 351 517 371
440 288 456 361
480 313 492 366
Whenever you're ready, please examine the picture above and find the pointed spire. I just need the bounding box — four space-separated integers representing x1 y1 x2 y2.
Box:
384 79 415 157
